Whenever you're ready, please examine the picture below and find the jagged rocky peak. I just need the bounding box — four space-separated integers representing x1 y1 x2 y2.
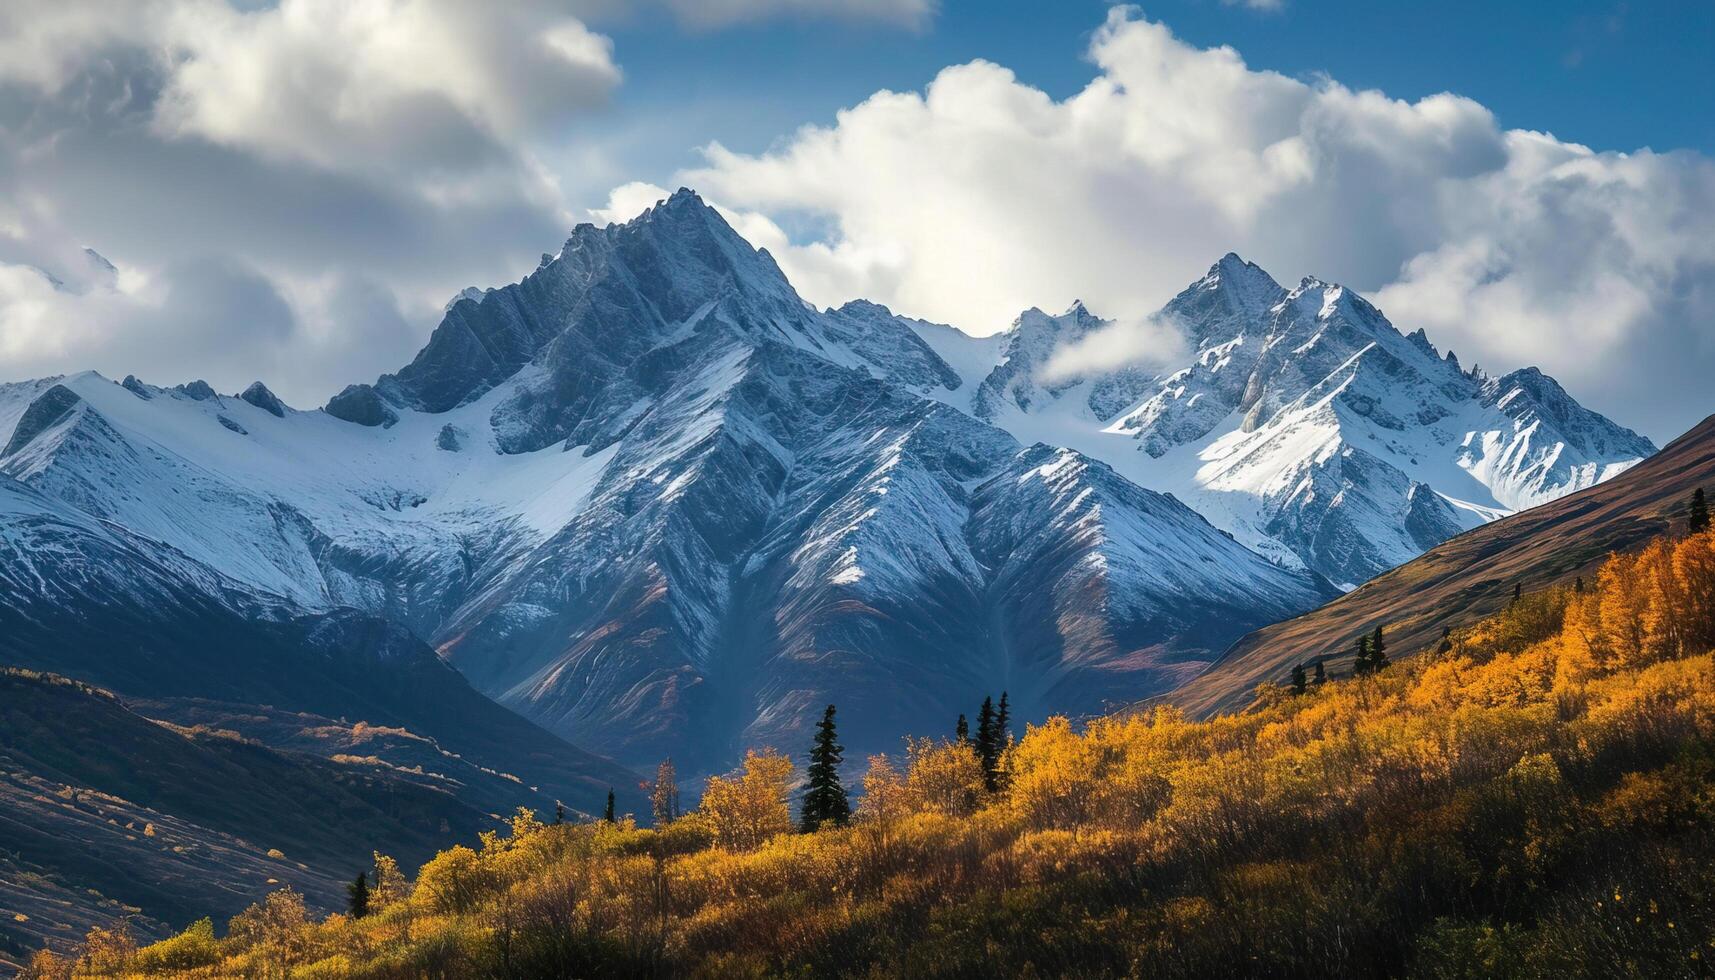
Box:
1162 252 1287 345
443 286 486 313
1480 367 1655 459
175 379 219 401
240 382 287 418
1205 252 1286 311
369 186 809 426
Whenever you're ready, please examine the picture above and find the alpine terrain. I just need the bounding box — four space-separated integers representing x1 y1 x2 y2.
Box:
0 190 1652 776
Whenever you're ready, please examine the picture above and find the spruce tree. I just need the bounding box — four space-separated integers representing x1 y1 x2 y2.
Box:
1691 488 1710 534
1511 582 1522 606
346 872 370 919
554 800 565 825
799 703 850 832
1575 575 1585 594
1353 633 1372 676
996 691 1011 743
1370 624 1388 670
1290 663 1308 695
603 788 616 824
1312 662 1326 685
955 713 969 744
974 696 1000 791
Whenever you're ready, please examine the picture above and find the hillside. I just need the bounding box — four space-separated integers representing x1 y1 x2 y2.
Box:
0 669 490 970
1165 412 1715 718
41 525 1715 978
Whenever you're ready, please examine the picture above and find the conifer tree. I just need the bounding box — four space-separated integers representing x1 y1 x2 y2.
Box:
1370 624 1389 670
1353 633 1372 676
652 758 680 827
553 800 565 825
955 713 969 744
799 704 850 832
1575 575 1585 594
1312 661 1326 685
1691 487 1710 534
974 696 1000 791
996 691 1011 743
346 872 370 919
1512 582 1523 606
603 789 616 824
1290 663 1307 695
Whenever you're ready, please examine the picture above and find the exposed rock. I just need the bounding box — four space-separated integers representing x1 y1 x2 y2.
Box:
324 384 396 427
240 382 286 418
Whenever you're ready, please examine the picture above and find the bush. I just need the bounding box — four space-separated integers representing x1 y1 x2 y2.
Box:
133 917 221 973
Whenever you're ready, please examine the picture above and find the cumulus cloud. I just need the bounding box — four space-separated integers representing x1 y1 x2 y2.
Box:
677 7 1715 441
0 0 623 405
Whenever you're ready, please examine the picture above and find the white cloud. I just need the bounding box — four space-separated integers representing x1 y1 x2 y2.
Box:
154 0 618 178
1040 314 1189 383
676 7 1715 441
661 0 936 31
0 0 623 405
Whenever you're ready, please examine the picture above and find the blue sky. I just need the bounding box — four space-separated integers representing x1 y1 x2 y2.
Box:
0 0 1711 441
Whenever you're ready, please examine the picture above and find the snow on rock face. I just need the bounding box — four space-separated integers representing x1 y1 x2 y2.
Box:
969 444 1337 710
915 254 1654 586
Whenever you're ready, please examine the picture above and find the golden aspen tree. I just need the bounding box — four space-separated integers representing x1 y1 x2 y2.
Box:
699 748 793 851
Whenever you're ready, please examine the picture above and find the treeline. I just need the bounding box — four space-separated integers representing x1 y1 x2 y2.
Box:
24 524 1715 978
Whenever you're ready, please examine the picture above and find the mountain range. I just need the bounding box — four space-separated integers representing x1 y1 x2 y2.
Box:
0 189 1653 777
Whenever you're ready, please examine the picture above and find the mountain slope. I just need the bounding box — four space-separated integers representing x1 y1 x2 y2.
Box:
1164 411 1715 718
0 473 642 820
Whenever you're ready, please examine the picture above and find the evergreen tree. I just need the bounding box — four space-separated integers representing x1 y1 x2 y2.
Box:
1512 582 1523 606
1353 633 1373 676
974 696 1000 791
603 788 616 824
996 691 1011 743
1575 575 1585 594
346 872 370 919
1312 662 1327 685
1370 624 1389 670
1290 663 1308 695
1437 625 1454 654
553 800 565 825
799 704 851 832
652 758 680 827
955 713 969 744
1691 487 1710 534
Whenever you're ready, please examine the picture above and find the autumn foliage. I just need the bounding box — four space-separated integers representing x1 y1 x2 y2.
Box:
37 530 1715 978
